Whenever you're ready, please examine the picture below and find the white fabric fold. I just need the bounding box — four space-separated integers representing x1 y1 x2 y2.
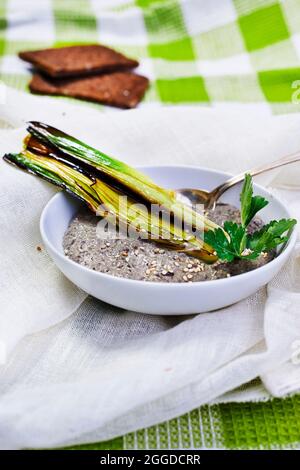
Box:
262 361 300 397
0 87 300 448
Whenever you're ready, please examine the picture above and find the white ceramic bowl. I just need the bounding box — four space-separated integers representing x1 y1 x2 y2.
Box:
40 165 297 315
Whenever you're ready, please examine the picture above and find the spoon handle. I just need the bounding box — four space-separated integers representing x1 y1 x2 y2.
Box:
212 151 300 202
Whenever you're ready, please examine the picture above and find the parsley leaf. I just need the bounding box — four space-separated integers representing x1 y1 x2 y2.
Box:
204 174 296 262
240 174 268 227
204 227 237 262
223 221 246 255
204 222 247 262
248 218 297 253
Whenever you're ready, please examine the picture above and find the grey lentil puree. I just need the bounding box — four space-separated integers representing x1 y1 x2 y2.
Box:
63 204 273 282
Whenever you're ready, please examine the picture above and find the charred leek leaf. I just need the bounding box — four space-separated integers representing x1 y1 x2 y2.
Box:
3 124 227 262
26 122 220 234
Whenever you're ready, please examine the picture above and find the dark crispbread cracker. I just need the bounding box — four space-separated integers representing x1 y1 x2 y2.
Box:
19 45 139 78
29 72 149 109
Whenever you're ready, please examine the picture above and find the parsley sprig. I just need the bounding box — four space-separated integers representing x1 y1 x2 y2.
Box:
204 174 296 262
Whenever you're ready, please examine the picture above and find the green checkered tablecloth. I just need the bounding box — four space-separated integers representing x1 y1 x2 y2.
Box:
1 0 300 450
1 0 300 113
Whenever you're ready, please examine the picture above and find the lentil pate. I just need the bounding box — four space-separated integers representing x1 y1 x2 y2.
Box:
63 203 273 283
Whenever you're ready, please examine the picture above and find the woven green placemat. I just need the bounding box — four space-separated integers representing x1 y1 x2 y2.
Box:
1 0 300 450
65 395 300 450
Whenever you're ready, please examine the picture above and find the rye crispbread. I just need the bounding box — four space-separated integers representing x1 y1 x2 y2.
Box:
19 45 139 78
29 72 149 108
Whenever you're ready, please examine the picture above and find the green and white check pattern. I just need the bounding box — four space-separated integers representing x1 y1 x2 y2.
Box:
1 0 300 113
1 0 300 450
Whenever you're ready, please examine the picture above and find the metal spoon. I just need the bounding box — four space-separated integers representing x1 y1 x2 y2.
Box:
175 151 300 210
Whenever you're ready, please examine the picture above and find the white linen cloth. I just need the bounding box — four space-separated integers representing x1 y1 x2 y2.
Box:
0 88 300 449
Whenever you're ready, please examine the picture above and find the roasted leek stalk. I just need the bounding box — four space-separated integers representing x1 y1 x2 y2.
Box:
3 122 224 262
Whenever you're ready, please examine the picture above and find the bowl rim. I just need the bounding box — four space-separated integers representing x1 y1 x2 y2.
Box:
40 164 297 289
